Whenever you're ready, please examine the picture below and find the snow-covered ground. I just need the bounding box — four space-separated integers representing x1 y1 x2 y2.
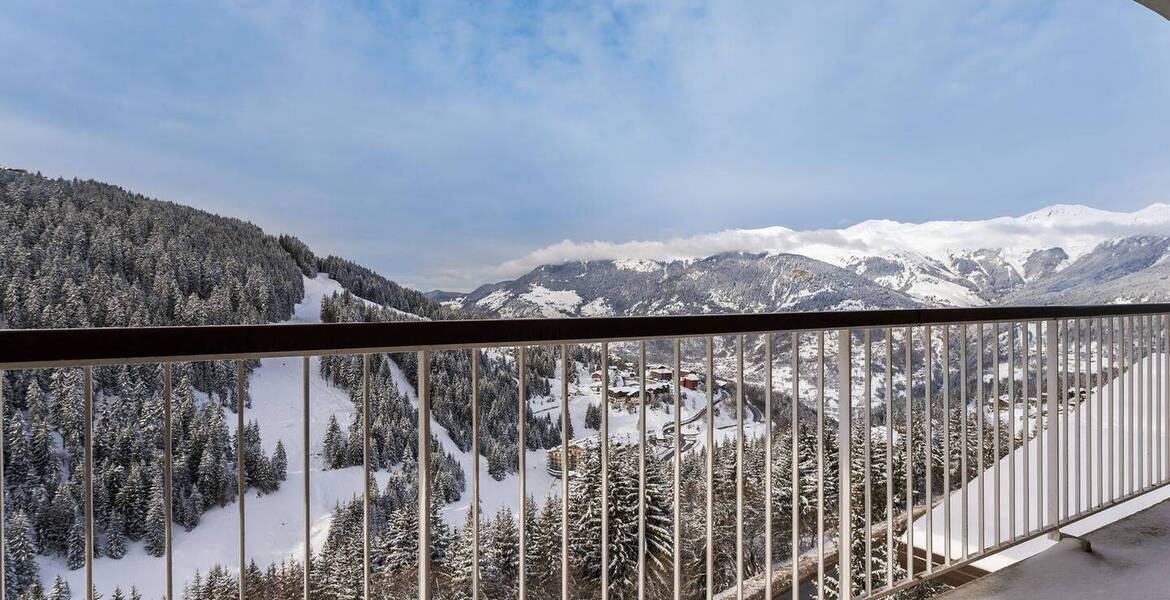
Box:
40 274 752 599
912 351 1170 572
37 275 392 598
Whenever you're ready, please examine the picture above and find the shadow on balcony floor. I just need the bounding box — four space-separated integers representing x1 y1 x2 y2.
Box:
940 499 1170 600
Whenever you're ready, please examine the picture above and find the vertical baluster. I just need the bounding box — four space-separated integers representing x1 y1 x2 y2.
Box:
559 347 567 600
1075 320 1082 516
1128 317 1135 496
1110 318 1116 503
943 325 952 562
885 328 894 585
236 360 246 600
1148 316 1155 489
1022 323 1030 534
960 325 969 560
476 350 484 600
904 326 913 580
640 341 649 600
85 366 94 600
817 331 826 595
597 341 614 596
1156 316 1162 484
791 332 800 600
362 354 371 600
0 368 5 600
519 347 528 600
838 329 852 600
674 339 682 600
419 350 432 600
1034 323 1043 524
736 336 745 600
924 324 933 573
164 364 174 600
1097 319 1104 508
1045 321 1060 531
1061 320 1069 521
976 325 985 555
1132 318 1141 491
992 323 1001 544
1163 314 1169 484
1083 320 1090 510
302 358 311 600
863 329 873 594
765 334 773 600
1141 315 1148 490
1007 323 1016 540
1148 316 1154 489
705 338 714 600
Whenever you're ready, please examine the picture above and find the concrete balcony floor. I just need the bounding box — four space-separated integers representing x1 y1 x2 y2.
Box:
940 499 1170 600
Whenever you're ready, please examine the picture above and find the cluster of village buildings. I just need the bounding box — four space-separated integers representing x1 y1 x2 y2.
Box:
547 364 707 475
588 363 703 407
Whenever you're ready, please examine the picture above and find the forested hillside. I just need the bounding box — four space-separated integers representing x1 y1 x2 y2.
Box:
0 169 565 600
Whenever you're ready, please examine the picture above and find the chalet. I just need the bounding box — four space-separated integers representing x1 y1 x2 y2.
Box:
547 437 639 476
606 381 672 408
646 365 674 381
547 438 592 474
681 373 701 390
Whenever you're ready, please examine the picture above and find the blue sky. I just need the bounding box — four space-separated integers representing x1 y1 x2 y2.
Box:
2 1 1168 290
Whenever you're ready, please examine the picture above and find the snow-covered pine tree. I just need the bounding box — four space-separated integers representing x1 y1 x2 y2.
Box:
272 440 288 481
66 520 85 570
105 510 127 559
481 507 519 596
144 469 167 557
5 510 41 599
47 577 70 600
584 403 601 430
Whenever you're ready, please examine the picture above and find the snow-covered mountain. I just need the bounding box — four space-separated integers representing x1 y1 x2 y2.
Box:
440 204 1170 313
1005 235 1170 305
452 252 919 318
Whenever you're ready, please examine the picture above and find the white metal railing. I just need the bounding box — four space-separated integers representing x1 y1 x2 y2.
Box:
0 308 1167 600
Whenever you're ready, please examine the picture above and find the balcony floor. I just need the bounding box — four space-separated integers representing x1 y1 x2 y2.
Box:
940 499 1170 600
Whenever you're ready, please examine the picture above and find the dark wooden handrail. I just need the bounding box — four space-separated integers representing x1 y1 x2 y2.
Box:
1 303 1168 368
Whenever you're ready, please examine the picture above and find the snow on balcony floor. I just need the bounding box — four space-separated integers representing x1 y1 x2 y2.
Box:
940 499 1170 600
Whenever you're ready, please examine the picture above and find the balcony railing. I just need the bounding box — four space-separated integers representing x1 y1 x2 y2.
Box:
1 303 1169 600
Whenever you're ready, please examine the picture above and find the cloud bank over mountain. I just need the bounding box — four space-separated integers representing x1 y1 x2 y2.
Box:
489 204 1170 281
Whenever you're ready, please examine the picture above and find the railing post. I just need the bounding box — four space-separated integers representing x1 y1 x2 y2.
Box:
362 354 372 600
418 350 432 600
518 347 527 600
1 369 6 600
302 357 311 600
163 364 174 600
85 366 94 600
1046 321 1060 535
236 360 246 600
838 329 852 600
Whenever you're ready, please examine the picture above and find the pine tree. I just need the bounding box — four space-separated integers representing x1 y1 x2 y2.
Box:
584 403 601 430
38 487 75 555
322 416 344 470
272 440 288 481
482 508 518 595
143 469 167 556
446 508 479 599
47 576 70 600
105 510 127 559
5 511 41 597
66 520 86 570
